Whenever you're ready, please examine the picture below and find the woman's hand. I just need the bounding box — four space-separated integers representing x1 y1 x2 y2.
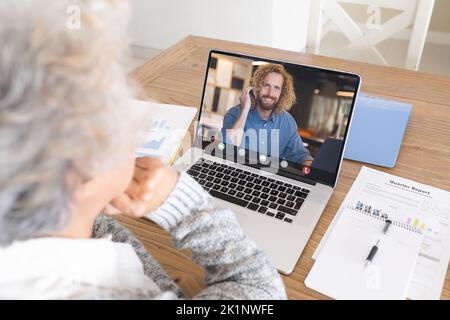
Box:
104 157 179 218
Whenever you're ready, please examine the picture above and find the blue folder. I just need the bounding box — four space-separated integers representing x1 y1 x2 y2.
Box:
344 94 413 168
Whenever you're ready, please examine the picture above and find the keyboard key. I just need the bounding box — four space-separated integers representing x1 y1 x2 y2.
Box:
244 188 252 194
262 187 270 193
210 190 248 208
269 183 278 189
268 196 277 202
247 203 259 211
278 205 298 216
206 182 214 188
275 181 283 185
216 173 224 178
220 187 229 193
229 183 237 189
236 185 244 191
262 181 270 187
302 188 310 193
187 170 199 177
279 192 287 199
269 203 278 209
254 185 262 191
237 192 245 198
251 197 261 204
286 188 295 195
244 195 253 201
270 190 279 196
260 200 269 206
286 201 295 208
213 178 221 184
260 193 269 199
295 191 308 199
254 179 262 184
212 185 221 190
277 198 286 205
246 182 255 188
252 191 261 197
287 195 296 201
220 181 229 186
294 203 302 210
206 176 214 181
266 212 275 217
228 189 237 196
275 213 285 220
258 207 268 214
284 218 293 223
278 185 286 192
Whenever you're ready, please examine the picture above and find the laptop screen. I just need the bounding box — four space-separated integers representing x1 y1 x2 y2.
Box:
195 50 360 187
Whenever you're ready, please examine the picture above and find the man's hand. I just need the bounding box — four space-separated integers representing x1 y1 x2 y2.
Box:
104 157 179 218
302 160 313 167
239 87 254 111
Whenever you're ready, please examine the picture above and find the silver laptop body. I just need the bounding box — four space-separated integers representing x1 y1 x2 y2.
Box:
174 50 361 274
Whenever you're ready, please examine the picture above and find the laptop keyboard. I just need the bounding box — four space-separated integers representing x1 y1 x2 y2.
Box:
186 158 310 224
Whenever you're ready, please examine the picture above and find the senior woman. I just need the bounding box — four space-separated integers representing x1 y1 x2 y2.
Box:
0 0 286 299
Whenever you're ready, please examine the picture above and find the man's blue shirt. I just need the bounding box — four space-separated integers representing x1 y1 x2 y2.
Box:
221 105 313 164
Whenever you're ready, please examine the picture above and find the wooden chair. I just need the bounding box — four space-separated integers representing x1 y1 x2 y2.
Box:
306 0 435 70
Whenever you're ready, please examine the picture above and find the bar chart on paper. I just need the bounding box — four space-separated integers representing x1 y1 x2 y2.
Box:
132 100 197 164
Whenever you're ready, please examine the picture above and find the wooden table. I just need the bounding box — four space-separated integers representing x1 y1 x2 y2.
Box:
120 36 450 299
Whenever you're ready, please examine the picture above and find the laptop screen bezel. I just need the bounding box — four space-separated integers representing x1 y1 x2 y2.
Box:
195 49 361 189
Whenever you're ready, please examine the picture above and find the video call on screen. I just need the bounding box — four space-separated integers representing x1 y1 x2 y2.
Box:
197 51 360 186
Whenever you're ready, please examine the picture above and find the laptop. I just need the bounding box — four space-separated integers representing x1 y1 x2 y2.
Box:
173 50 361 274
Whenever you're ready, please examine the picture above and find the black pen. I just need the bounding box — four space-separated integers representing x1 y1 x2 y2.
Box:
364 219 392 268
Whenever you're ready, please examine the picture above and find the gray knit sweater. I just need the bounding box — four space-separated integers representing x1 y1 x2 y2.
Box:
92 172 287 300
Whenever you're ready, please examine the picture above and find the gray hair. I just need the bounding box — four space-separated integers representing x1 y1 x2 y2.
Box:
0 0 147 246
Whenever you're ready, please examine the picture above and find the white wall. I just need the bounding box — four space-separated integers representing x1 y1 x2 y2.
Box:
128 0 310 52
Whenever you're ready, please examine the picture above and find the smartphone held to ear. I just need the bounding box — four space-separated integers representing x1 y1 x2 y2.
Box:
249 88 256 106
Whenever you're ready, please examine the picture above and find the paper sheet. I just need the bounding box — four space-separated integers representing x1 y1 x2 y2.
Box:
306 204 423 299
313 166 450 300
131 99 197 164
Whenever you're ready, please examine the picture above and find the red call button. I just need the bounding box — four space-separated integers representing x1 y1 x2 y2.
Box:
302 166 311 175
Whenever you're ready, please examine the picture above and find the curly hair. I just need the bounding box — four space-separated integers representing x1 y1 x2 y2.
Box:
250 63 296 114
